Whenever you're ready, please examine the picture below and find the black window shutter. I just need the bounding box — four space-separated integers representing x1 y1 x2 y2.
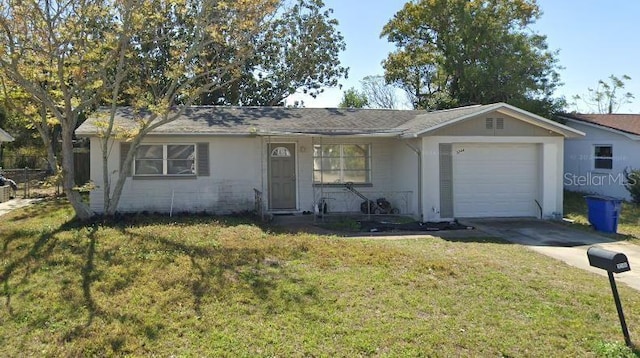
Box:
120 142 132 177
197 143 209 176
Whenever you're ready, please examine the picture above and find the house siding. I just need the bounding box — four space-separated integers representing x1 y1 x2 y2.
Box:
429 112 562 137
89 136 263 214
390 138 420 217
89 135 418 216
564 120 639 200
308 137 416 215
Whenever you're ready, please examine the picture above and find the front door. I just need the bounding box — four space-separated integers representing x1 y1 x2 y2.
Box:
269 143 296 210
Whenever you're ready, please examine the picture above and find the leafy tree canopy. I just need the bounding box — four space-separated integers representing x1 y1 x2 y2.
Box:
202 0 348 106
339 88 368 108
381 0 564 117
0 0 282 219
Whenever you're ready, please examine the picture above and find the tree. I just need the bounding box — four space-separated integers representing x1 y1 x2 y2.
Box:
200 0 348 106
339 88 368 108
0 0 281 219
0 77 59 172
360 75 405 109
380 0 563 117
572 75 634 114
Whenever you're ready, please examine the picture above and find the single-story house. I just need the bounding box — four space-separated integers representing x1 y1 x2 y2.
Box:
75 103 584 221
562 113 640 200
0 126 14 147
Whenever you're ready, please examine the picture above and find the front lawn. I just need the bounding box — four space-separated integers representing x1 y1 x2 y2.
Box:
564 190 640 241
1 199 639 356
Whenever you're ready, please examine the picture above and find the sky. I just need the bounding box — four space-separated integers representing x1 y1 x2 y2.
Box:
286 0 640 113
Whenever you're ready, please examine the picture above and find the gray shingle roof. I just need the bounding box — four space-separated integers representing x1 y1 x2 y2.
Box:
75 103 579 138
76 106 426 136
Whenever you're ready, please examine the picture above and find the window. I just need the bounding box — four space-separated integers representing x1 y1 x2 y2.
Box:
313 144 371 184
271 146 291 157
135 144 195 176
594 145 613 170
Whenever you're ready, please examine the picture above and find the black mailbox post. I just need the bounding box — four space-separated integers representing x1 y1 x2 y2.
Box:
587 247 632 347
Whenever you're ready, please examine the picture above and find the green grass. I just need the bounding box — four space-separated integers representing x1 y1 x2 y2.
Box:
564 190 640 242
2 199 640 356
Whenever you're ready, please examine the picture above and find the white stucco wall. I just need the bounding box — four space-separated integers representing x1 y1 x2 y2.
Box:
89 136 264 214
564 120 640 200
390 138 420 217
421 136 565 221
88 135 420 216
308 137 417 216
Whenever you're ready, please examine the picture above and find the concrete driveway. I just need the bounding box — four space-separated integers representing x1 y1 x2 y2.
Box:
466 218 640 291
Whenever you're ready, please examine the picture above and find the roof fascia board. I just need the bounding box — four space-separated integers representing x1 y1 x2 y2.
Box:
410 104 499 137
412 103 584 138
256 131 401 138
77 131 403 138
493 106 584 137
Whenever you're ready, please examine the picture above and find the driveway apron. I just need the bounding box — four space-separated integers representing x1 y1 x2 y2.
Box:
466 218 640 291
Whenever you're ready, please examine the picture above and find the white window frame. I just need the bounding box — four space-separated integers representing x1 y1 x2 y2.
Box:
134 143 196 176
593 144 613 170
313 143 372 184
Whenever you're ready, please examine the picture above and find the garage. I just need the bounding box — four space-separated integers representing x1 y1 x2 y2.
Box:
452 143 540 217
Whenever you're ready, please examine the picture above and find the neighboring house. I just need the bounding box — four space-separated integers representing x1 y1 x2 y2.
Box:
0 127 14 164
562 113 640 200
75 103 583 221
0 127 13 141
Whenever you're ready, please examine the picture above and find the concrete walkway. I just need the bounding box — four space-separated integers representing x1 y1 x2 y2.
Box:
466 218 640 291
0 198 41 217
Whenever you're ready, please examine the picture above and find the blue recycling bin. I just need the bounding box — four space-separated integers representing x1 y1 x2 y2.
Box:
585 195 622 233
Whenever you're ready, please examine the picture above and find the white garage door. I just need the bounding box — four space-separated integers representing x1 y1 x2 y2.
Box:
452 143 539 218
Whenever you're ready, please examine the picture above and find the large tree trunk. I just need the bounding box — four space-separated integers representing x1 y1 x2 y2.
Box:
33 108 58 174
101 137 112 214
60 124 92 220
105 135 142 216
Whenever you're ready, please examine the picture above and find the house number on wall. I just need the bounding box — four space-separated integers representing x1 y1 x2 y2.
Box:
456 148 465 154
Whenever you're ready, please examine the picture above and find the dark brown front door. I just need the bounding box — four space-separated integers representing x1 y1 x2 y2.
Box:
269 143 296 209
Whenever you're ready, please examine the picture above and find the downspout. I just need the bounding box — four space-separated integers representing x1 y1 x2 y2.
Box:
404 140 422 221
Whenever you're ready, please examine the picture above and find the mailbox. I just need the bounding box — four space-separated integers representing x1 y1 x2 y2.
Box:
586 246 633 347
587 247 630 273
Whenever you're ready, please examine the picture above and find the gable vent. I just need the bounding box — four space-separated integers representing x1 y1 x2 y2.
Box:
485 118 493 130
496 118 504 130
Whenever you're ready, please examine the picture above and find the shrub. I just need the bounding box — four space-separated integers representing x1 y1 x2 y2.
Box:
623 168 640 204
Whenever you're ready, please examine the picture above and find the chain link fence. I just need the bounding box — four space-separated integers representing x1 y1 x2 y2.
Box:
0 150 90 198
1 168 58 198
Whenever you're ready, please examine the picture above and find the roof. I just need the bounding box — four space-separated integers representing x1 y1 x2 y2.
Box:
563 113 640 136
0 127 14 142
75 103 583 138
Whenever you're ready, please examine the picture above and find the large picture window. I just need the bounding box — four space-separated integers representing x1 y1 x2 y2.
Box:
135 144 195 176
594 145 613 170
313 144 371 184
